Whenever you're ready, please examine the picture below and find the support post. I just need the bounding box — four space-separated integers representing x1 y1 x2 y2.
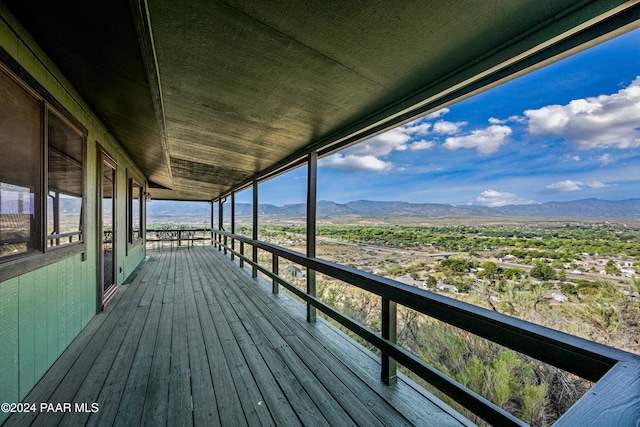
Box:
381 297 398 385
272 255 279 294
210 200 214 245
306 152 317 323
231 191 235 260
252 179 258 278
218 199 223 251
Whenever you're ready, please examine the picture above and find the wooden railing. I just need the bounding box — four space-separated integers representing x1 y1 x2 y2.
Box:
212 229 640 426
145 227 212 249
47 230 82 247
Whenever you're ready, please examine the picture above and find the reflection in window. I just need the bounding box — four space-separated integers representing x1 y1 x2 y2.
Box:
128 177 143 243
47 111 83 247
0 67 41 259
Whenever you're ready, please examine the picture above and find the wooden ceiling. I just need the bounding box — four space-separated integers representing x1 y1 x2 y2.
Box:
4 0 639 200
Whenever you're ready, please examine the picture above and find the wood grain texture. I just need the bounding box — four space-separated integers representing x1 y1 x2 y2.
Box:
5 246 469 426
555 361 640 426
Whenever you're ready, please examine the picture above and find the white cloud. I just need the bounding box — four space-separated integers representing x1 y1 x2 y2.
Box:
322 118 440 172
525 76 640 149
545 179 584 192
433 120 467 135
401 122 432 135
599 153 614 165
348 128 411 157
587 181 611 188
442 125 512 154
470 189 536 207
489 115 526 125
424 108 450 120
409 140 435 151
319 154 393 172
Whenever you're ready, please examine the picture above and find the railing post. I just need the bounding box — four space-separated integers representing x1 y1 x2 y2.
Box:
240 241 244 268
381 297 398 386
252 179 258 278
306 152 317 323
272 255 279 294
231 191 235 260
218 199 223 251
210 200 214 245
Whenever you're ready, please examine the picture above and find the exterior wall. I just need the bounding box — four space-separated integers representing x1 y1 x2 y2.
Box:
0 5 146 422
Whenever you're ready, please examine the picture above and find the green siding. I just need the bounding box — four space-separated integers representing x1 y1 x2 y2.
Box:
0 278 19 407
18 272 36 397
46 262 59 368
33 268 48 382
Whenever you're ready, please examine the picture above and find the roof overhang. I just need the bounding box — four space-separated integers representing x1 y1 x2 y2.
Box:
4 0 640 200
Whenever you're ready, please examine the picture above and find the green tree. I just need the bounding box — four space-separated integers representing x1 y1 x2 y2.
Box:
605 260 621 276
503 267 523 281
530 261 556 281
481 261 501 281
425 275 437 289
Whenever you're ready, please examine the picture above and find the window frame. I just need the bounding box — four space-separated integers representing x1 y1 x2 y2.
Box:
0 50 87 282
127 171 144 248
45 106 86 251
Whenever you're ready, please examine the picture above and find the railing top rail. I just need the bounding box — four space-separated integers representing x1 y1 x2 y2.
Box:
214 229 640 381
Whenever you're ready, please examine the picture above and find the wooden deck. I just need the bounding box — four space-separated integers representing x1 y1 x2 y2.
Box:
5 246 471 427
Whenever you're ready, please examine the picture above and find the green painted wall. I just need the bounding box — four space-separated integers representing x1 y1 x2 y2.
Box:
0 5 147 423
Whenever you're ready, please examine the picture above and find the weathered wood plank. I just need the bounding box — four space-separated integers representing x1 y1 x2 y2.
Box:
221 264 402 427
181 251 220 427
554 361 640 426
141 253 176 426
219 275 352 427
203 254 303 426
168 251 194 427
218 247 472 427
185 249 257 427
111 253 168 426
6 246 468 427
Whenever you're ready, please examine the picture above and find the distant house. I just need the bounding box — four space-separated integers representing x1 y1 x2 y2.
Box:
286 265 306 278
438 284 458 293
551 293 568 303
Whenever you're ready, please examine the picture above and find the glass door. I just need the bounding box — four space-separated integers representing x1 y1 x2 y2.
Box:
99 152 117 309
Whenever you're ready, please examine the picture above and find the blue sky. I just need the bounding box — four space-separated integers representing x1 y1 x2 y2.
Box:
249 29 640 207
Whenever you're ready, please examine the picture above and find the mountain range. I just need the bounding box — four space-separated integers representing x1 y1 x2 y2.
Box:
147 198 640 219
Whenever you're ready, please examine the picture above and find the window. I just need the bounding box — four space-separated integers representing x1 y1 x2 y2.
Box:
0 64 85 262
47 110 84 247
128 176 143 244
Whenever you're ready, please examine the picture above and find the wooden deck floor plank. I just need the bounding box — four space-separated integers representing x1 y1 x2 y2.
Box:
6 246 469 427
141 252 176 426
167 252 194 427
205 263 342 425
181 251 221 427
110 252 170 426
219 279 337 427
222 267 403 427
202 255 304 426
185 250 260 427
217 249 471 427
217 272 371 427
270 275 472 427
83 265 160 426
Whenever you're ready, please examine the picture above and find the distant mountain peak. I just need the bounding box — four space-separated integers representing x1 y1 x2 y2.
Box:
146 198 640 219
